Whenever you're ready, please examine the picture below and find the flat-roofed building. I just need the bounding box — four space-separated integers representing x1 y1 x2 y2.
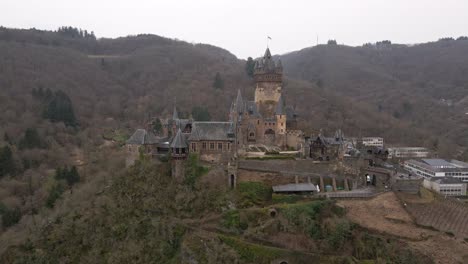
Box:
404 159 468 182
423 177 467 196
362 137 384 147
388 147 430 159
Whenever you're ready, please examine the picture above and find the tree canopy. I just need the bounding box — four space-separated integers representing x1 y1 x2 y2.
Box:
43 90 77 127
191 106 211 121
19 128 44 150
212 72 224 89
245 57 255 77
0 146 15 178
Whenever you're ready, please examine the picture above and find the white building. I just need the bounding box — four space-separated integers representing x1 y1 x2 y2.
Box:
362 137 384 147
388 147 430 159
423 177 467 196
404 159 468 183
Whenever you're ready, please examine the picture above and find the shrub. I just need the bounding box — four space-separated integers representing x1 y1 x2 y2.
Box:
271 194 302 204
222 210 248 231
2 207 21 228
19 128 45 149
46 182 64 208
236 182 272 208
0 145 16 177
327 221 352 250
184 154 209 188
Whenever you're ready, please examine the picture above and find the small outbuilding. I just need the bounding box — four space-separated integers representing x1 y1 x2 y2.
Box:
272 183 317 194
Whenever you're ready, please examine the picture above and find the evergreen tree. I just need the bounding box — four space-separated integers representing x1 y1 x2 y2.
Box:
3 133 11 145
213 72 224 89
327 39 337 45
191 106 211 121
19 128 43 150
152 118 163 134
43 90 77 126
0 146 15 177
46 183 64 208
245 57 255 77
54 166 66 180
1 207 21 228
66 166 80 187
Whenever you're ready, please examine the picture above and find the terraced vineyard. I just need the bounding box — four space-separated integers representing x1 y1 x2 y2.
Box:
406 198 468 238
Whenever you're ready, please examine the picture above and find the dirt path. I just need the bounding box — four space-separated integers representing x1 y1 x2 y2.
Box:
338 192 468 264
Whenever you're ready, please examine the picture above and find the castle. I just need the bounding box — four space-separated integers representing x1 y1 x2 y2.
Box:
126 47 306 162
230 47 303 152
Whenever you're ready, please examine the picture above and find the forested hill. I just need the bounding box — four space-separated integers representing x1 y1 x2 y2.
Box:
0 26 466 262
281 39 468 158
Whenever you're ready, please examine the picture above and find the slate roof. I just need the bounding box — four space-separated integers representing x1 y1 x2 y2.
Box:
407 159 468 172
285 106 297 119
172 105 179 120
170 128 188 148
273 183 318 193
235 89 244 114
188 122 235 141
275 96 285 115
126 129 159 145
264 47 272 58
430 177 464 184
245 101 261 117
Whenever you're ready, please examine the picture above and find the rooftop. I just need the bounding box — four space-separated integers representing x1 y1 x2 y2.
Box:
429 177 465 184
188 121 235 141
272 183 318 193
126 129 159 145
406 158 468 172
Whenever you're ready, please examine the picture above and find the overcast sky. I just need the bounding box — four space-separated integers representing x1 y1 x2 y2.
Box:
2 0 468 59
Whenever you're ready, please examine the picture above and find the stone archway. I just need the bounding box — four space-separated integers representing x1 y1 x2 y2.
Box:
264 129 275 145
230 174 236 189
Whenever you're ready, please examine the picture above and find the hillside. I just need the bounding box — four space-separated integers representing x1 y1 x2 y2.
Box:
0 26 467 262
281 40 468 157
0 159 434 263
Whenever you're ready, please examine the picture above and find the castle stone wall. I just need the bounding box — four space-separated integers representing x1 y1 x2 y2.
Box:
255 82 282 104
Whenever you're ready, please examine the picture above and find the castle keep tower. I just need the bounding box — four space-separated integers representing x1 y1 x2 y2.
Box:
254 48 283 105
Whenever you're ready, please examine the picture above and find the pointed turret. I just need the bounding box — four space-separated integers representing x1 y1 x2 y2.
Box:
264 47 272 58
275 95 285 115
172 104 179 120
170 128 187 149
235 89 244 114
170 128 187 180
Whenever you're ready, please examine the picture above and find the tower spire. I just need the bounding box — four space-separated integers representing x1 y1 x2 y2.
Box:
172 98 179 120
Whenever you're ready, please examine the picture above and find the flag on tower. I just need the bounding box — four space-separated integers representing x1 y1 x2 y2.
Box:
267 36 272 40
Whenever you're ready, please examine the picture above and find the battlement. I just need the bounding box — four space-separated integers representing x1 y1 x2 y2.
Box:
254 72 282 83
286 130 303 136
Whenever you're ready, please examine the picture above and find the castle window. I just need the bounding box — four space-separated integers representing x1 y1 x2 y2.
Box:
265 123 267 126
257 120 259 125
227 143 231 150
218 142 223 150
281 122 283 126
210 142 215 150
191 143 197 152
202 142 207 150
